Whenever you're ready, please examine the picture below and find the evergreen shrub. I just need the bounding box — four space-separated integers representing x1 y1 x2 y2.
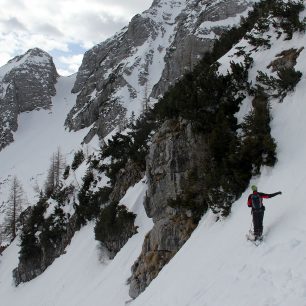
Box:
94 203 137 243
19 198 47 260
71 150 85 171
63 165 70 180
100 111 159 186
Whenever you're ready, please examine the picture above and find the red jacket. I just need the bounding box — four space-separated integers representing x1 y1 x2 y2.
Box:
247 191 280 207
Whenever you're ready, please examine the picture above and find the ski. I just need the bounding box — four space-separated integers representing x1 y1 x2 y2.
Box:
125 299 134 305
246 231 263 246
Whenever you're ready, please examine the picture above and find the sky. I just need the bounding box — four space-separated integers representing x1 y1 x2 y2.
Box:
0 0 153 76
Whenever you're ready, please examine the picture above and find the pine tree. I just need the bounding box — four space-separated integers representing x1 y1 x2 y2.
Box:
71 149 85 171
240 95 277 175
45 153 56 196
128 111 136 128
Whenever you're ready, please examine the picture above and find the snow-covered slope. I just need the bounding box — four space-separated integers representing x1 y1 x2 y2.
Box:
0 179 153 306
2 48 306 305
130 15 306 306
1 29 306 306
0 75 91 221
1 2 306 306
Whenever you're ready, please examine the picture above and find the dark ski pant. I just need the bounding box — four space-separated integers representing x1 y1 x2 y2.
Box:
252 208 264 237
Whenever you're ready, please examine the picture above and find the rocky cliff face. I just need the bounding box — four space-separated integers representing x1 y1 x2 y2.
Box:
0 48 58 151
109 159 144 204
13 212 80 286
65 0 254 143
128 118 208 298
100 160 144 259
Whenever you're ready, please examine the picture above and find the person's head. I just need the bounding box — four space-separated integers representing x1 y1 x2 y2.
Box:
251 185 257 192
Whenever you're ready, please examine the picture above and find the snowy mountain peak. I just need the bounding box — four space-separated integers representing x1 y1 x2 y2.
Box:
0 48 58 151
1 48 54 81
7 47 50 62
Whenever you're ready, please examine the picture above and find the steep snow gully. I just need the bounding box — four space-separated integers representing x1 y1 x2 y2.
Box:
0 75 90 208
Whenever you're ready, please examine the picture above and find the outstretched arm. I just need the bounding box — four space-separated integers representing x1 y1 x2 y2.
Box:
259 191 282 199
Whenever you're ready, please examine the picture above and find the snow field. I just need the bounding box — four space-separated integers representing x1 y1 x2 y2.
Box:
0 178 153 306
0 75 91 212
1 2 306 306
129 26 306 306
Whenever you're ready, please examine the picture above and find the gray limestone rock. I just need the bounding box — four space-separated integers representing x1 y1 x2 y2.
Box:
66 0 254 143
109 159 144 203
129 118 208 298
0 48 58 151
151 0 253 98
66 9 160 141
127 14 157 47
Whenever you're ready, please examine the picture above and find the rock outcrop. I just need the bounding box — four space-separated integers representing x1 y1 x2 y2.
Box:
95 203 138 260
13 213 80 286
151 0 252 97
0 48 58 150
267 47 304 72
65 0 254 143
96 160 144 258
128 118 208 298
109 159 144 203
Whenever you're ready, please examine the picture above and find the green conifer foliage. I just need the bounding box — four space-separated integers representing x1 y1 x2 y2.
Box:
19 198 47 260
63 165 70 180
240 95 277 175
75 170 96 225
256 67 302 100
19 193 71 261
151 0 304 217
100 111 159 186
88 0 304 221
271 0 305 39
94 203 137 246
71 150 85 171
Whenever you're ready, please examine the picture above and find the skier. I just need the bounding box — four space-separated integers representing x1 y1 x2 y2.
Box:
247 185 282 241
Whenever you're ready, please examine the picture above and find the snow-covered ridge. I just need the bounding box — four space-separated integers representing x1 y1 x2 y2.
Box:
65 0 254 144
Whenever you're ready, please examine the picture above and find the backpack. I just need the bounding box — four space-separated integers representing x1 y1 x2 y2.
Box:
251 193 262 210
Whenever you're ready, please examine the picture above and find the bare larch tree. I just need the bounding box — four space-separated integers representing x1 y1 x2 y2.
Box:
3 176 26 240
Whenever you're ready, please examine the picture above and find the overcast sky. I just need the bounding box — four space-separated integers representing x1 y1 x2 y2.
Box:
0 0 152 75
